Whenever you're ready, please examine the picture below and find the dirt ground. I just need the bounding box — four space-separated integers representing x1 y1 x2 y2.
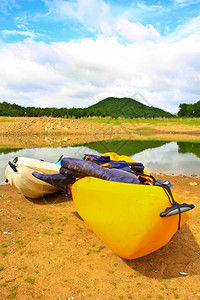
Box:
0 117 200 137
0 117 128 148
0 117 200 299
0 117 200 149
0 175 199 300
0 117 127 136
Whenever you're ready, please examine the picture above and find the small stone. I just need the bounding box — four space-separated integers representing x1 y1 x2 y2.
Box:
5 277 16 283
179 271 188 276
189 182 197 186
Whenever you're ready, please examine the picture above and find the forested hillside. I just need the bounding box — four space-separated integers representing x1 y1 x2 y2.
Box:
87 97 173 118
0 97 173 118
178 100 200 117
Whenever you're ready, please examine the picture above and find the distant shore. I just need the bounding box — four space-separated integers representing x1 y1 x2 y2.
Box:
0 116 200 148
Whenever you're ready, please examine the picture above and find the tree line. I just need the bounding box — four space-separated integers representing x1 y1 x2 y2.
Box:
0 101 107 118
178 100 200 117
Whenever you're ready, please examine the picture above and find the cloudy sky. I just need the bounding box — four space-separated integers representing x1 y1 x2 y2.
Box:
0 0 200 113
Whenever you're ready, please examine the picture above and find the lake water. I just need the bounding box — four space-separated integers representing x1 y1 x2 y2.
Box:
1 139 200 184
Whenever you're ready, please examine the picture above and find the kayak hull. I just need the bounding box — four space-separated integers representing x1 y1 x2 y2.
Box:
5 157 60 199
71 176 189 259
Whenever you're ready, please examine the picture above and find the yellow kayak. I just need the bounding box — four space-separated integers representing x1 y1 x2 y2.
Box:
71 152 192 259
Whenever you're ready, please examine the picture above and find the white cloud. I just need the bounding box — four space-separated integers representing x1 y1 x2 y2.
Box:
1 2 200 113
0 0 18 14
44 0 110 29
1 29 36 39
173 0 200 7
0 28 47 41
44 0 161 41
115 18 161 42
168 15 200 41
136 1 169 13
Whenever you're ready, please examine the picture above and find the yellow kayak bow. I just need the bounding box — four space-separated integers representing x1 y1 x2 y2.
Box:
71 152 193 259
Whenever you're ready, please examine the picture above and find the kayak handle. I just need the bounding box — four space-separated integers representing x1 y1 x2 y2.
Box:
8 160 18 172
160 203 195 217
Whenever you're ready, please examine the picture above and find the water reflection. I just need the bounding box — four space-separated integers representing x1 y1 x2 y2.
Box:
177 142 200 159
133 142 200 177
79 139 168 156
1 139 200 184
0 148 22 155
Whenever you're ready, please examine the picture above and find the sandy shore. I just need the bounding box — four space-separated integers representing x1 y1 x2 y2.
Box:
0 174 199 300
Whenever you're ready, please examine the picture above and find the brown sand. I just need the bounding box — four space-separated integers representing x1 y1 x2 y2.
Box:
0 175 200 300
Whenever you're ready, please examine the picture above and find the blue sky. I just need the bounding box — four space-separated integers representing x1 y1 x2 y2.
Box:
0 0 200 112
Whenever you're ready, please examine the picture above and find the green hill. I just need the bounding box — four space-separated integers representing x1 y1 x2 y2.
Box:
87 97 173 118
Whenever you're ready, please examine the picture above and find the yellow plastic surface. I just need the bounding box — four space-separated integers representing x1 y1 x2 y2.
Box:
71 152 190 259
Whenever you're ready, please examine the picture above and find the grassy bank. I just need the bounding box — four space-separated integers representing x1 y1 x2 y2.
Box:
80 117 200 126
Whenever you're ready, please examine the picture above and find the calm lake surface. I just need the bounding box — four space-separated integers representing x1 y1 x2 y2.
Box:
1 139 200 184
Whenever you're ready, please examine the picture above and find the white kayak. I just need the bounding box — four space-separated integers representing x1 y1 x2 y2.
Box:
5 157 60 198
